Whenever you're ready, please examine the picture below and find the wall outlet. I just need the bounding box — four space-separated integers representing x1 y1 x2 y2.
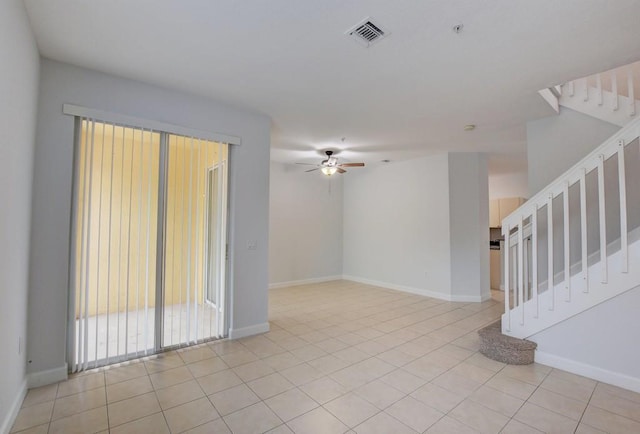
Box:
247 240 257 250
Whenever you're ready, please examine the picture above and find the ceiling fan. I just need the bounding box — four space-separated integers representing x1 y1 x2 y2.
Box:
297 150 365 176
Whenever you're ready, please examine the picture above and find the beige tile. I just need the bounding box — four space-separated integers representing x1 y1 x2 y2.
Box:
219 349 258 367
209 339 246 356
307 354 350 375
197 368 243 395
247 372 295 400
265 388 319 422
324 392 379 428
164 397 220 433
265 424 294 434
575 423 607 434
300 377 348 404
540 374 595 402
10 423 49 434
426 415 480 434
232 359 275 382
333 347 370 364
330 365 374 390
500 363 550 386
109 412 169 434
262 352 304 371
411 382 465 413
52 387 106 420
143 353 184 374
104 362 148 385
449 399 509 433
485 374 536 400
354 411 418 434
500 419 544 434
353 357 395 378
279 363 324 386
286 407 348 434
186 356 229 378
155 379 205 410
581 405 640 433
290 344 329 362
11 400 54 432
181 418 231 434
355 379 405 410
464 353 506 372
375 348 417 367
209 383 260 416
107 391 161 427
595 382 640 404
57 372 105 397
223 402 282 434
177 345 216 364
467 385 524 417
589 386 640 422
528 387 587 421
48 406 108 434
449 361 496 383
431 371 482 397
314 338 349 353
149 365 193 389
22 384 58 408
402 357 448 381
385 396 443 433
106 375 154 403
514 402 578 434
379 369 427 394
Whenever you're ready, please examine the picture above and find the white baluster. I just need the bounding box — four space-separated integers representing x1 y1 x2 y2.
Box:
504 224 510 331
583 78 589 102
568 80 575 97
563 182 571 302
618 141 628 273
596 73 603 106
532 207 539 318
597 155 607 283
518 216 524 325
547 194 555 310
580 169 588 293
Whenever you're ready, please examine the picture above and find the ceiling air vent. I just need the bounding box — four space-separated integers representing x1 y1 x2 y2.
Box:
346 18 388 47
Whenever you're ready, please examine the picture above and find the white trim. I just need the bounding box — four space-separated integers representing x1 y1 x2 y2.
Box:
269 275 342 289
342 275 490 302
535 350 640 394
0 380 27 434
228 322 270 340
27 364 68 389
62 104 241 146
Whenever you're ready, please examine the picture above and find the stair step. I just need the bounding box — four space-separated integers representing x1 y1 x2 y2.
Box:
478 321 537 365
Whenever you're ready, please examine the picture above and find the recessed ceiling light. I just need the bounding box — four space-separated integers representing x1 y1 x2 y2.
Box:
464 124 476 131
452 23 464 34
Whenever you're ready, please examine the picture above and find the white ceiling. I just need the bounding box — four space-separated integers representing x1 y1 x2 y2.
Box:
23 0 640 172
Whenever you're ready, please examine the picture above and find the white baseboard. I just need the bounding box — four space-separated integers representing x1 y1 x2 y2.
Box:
269 275 342 289
229 322 270 340
1 379 27 434
27 364 68 389
535 350 640 394
342 275 489 302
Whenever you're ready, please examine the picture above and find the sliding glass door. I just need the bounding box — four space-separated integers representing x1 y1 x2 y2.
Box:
69 118 228 372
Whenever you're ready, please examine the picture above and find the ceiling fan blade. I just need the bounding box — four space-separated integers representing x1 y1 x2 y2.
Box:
296 162 318 166
305 168 320 172
338 162 365 167
337 168 346 174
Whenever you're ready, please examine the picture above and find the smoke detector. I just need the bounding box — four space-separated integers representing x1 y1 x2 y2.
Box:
346 17 389 47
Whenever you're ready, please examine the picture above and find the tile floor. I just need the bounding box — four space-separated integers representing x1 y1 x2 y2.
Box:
11 280 640 433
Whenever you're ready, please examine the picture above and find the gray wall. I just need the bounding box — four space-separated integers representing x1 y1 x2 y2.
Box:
0 0 39 429
28 60 271 376
448 153 490 300
527 107 619 196
269 162 343 285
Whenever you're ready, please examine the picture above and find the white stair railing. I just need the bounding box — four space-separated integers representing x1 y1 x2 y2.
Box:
502 117 640 338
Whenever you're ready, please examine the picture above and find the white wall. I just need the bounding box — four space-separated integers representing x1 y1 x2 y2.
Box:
532 285 640 392
448 153 490 301
0 1 39 431
269 162 343 286
489 171 529 199
343 155 453 298
27 60 271 379
527 107 619 196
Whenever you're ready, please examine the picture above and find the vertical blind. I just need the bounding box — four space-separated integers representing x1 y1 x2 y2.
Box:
69 117 228 372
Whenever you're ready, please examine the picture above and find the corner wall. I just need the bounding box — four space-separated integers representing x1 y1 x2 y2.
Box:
27 59 271 379
269 162 343 287
0 1 40 431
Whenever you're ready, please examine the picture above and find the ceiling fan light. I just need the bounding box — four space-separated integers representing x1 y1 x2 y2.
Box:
321 166 338 176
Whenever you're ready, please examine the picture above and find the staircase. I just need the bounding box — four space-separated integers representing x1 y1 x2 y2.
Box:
501 116 640 339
